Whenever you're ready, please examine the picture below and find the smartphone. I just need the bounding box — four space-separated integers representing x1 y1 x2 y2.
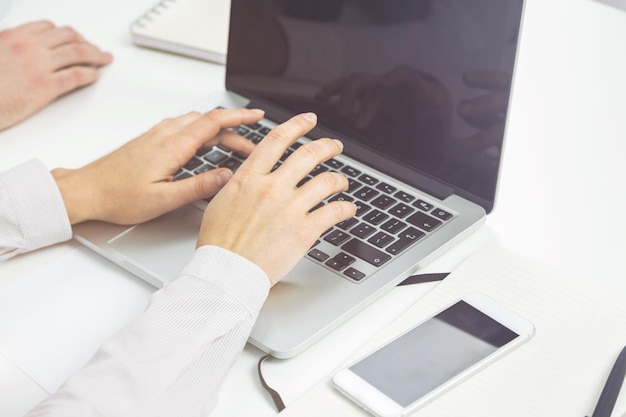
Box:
332 293 534 417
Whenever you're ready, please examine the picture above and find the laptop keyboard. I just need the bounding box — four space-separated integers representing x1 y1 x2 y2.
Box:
174 119 455 283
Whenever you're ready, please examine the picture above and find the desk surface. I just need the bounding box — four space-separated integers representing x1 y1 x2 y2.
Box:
1 0 626 416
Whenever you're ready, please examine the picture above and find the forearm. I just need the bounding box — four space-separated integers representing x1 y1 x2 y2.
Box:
0 159 72 260
25 245 270 417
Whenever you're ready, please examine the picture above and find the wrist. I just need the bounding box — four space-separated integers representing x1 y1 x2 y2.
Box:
51 167 97 225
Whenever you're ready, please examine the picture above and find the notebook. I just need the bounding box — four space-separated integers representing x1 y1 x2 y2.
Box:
75 0 526 359
277 246 626 416
130 0 230 64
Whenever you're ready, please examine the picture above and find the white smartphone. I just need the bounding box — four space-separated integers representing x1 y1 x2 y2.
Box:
332 293 534 417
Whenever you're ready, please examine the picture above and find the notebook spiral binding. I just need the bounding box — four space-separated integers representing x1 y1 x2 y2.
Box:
134 0 177 27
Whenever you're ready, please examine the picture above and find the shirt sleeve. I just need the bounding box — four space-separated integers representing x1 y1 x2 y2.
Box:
24 245 271 417
0 159 72 261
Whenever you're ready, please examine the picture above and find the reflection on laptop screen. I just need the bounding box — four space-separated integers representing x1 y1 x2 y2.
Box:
226 0 523 209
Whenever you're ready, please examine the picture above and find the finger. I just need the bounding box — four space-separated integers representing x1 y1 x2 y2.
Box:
462 71 511 90
14 20 56 35
457 91 509 121
297 171 349 210
51 43 113 70
242 112 317 174
151 111 205 139
307 200 357 236
39 26 84 48
164 167 233 207
273 138 343 185
51 66 101 96
208 129 256 157
174 108 265 152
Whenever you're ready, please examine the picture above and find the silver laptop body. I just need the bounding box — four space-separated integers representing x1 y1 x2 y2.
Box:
75 0 525 358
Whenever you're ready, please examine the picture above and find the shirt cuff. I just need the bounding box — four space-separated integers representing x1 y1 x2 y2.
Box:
180 245 271 318
0 159 72 253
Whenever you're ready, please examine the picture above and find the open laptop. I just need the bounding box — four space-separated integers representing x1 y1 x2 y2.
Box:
74 0 526 358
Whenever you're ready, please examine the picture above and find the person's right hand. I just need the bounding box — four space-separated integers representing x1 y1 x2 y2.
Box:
0 20 113 131
197 113 357 285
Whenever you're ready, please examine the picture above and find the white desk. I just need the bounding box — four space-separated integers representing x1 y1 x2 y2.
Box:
1 0 626 416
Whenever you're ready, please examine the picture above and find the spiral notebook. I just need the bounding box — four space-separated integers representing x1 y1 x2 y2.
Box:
130 0 230 64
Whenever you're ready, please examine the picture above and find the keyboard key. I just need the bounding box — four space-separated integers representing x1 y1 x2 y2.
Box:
246 122 262 130
358 174 379 186
394 191 415 203
353 186 379 201
341 165 361 177
363 209 389 225
329 193 354 203
219 158 243 172
350 223 376 239
354 201 371 217
308 249 329 262
311 164 329 176
347 179 362 193
376 182 397 194
368 231 395 248
386 227 425 255
413 199 434 212
406 211 443 232
325 253 355 271
380 218 407 234
194 164 211 174
325 158 344 170
233 126 250 136
245 132 264 143
342 239 392 267
324 230 351 246
388 203 415 218
344 267 366 281
184 156 203 170
432 208 453 220
259 127 271 136
371 195 396 210
204 149 228 165
336 217 359 230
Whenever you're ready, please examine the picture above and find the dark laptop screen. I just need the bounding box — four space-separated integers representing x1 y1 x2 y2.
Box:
226 0 524 210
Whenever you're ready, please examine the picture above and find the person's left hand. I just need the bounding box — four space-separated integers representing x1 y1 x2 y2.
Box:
51 108 264 225
0 20 113 131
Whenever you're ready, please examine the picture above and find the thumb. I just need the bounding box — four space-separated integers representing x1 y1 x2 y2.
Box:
176 168 233 203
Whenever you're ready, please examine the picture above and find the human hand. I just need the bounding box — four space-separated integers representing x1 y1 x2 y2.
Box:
457 70 512 152
196 113 356 285
0 20 113 131
51 108 264 225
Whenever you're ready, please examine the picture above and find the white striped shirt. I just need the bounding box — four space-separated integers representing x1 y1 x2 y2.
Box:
1 159 270 417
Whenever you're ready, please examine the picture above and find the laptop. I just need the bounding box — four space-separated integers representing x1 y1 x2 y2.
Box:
74 0 526 358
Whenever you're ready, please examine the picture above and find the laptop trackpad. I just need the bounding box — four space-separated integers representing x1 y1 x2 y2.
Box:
108 205 204 283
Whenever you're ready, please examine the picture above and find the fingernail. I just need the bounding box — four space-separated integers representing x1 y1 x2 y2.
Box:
216 170 233 187
302 112 317 123
250 108 265 114
333 139 344 150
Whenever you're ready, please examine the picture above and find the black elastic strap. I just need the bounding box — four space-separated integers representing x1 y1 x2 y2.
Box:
589 345 626 417
257 354 286 412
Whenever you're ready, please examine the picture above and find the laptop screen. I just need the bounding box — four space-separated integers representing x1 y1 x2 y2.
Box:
226 0 524 211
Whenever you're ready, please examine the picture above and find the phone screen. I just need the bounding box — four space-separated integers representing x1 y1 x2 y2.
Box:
348 300 519 407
